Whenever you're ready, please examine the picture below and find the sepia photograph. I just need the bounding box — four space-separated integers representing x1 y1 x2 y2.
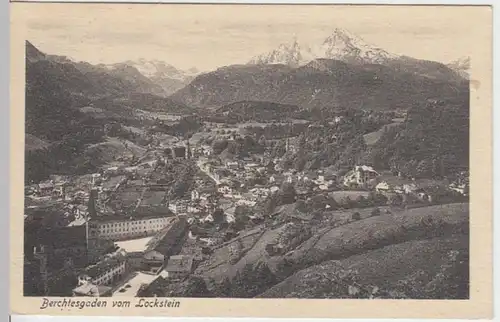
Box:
10 3 493 319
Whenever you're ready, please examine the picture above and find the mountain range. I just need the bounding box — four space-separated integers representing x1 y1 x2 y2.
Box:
170 29 469 111
106 59 200 95
170 60 469 112
249 29 398 66
26 41 200 97
248 29 470 79
25 41 194 143
446 56 471 79
25 40 197 182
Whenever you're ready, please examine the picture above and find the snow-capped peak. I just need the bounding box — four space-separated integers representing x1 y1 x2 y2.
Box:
249 28 400 67
249 35 315 67
447 56 470 80
448 56 470 71
314 28 398 64
107 59 200 82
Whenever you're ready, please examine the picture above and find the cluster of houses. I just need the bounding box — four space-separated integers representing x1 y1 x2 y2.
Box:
342 165 469 203
26 179 67 198
25 119 471 297
67 191 198 297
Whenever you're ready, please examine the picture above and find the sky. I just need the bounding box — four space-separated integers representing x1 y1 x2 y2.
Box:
19 4 482 72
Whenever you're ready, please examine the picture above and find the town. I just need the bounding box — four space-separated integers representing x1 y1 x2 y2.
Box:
24 113 470 298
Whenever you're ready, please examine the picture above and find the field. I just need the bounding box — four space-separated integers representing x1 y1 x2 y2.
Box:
290 203 468 266
329 190 371 202
84 137 147 166
363 122 403 146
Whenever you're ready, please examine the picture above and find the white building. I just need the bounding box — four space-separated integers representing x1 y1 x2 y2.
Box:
187 205 201 213
37 181 54 196
191 190 200 201
91 216 176 241
343 165 380 187
449 182 469 196
91 173 102 185
375 181 391 193
202 213 214 223
244 163 259 171
164 255 194 280
76 250 127 287
200 144 213 156
236 199 256 207
375 180 413 194
226 161 239 170
168 200 188 214
218 184 233 195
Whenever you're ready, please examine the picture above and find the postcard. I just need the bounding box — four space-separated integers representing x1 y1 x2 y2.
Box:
10 3 493 319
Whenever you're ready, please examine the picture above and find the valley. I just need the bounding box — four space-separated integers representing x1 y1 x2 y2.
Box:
23 30 470 300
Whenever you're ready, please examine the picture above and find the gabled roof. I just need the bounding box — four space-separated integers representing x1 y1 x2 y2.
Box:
165 255 194 273
38 182 54 189
82 251 127 279
355 165 378 173
144 218 188 256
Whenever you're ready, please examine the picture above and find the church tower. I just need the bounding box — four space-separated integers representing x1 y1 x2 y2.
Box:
285 120 293 153
185 140 191 160
86 189 100 263
33 245 49 295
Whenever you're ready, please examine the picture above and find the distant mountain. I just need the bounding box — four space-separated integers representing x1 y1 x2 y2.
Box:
248 29 465 83
26 42 162 98
104 62 166 96
249 29 398 67
447 57 470 79
24 41 194 183
249 37 308 67
170 58 469 112
26 41 46 63
110 59 201 95
173 29 468 111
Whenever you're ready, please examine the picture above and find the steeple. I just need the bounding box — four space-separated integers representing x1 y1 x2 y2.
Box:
285 120 293 153
185 140 191 160
87 189 98 219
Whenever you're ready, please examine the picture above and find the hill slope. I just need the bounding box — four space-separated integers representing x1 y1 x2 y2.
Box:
171 58 468 111
24 41 193 183
258 235 469 299
197 203 468 294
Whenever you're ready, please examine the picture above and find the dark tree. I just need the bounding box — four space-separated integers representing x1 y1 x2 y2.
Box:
351 212 362 221
371 207 381 217
212 208 225 223
279 182 297 205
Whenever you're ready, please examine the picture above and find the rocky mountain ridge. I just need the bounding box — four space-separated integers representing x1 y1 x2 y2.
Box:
249 28 399 67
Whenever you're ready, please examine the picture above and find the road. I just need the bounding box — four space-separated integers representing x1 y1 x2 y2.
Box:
196 160 220 185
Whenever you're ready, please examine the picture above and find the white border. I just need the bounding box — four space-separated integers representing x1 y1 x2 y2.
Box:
6 0 497 4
